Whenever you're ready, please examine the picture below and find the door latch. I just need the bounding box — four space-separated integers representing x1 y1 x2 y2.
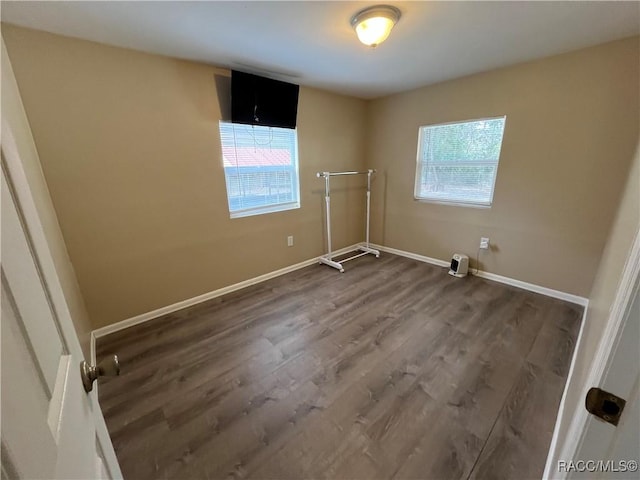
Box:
585 387 626 426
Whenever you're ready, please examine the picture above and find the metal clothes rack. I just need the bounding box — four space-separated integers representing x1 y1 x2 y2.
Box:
316 169 380 272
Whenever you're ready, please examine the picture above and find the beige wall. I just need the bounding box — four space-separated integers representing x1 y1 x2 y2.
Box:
3 23 638 333
367 37 639 297
1 40 92 358
553 141 639 461
2 25 368 329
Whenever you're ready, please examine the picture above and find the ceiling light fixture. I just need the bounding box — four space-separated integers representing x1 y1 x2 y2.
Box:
350 5 401 47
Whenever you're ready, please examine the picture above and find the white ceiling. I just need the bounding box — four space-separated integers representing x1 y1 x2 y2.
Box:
1 1 638 98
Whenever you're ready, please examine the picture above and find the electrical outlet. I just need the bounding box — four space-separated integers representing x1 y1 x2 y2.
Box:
480 237 490 250
287 235 294 247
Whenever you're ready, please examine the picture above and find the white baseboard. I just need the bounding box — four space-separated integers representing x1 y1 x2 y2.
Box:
371 244 450 268
542 303 589 479
92 244 361 339
93 242 588 341
473 270 588 307
370 244 588 307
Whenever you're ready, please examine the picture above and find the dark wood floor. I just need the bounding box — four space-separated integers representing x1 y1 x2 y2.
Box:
97 253 582 480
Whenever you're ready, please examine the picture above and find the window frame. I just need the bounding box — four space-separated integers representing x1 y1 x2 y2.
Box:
219 121 301 219
413 116 506 208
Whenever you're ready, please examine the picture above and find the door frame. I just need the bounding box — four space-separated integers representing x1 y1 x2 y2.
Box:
544 228 640 479
1 39 122 479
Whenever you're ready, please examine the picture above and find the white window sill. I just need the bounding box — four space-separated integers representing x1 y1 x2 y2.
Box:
414 197 492 209
229 202 300 219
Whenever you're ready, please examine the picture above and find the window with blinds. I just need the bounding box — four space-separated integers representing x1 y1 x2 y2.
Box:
219 122 300 218
414 116 506 206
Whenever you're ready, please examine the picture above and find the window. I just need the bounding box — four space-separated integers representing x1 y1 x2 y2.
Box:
414 116 506 207
219 122 300 218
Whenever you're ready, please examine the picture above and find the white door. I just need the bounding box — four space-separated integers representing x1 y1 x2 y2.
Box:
1 40 122 480
569 269 640 479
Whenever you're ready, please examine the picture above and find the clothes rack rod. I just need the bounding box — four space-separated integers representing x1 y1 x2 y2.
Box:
316 169 376 178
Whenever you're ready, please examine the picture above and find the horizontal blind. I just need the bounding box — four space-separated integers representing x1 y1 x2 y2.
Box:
415 117 506 206
219 122 300 217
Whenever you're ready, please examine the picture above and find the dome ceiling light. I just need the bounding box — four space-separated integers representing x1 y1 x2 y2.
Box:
350 5 401 47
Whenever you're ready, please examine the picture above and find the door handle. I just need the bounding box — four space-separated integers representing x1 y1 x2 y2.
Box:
80 355 120 393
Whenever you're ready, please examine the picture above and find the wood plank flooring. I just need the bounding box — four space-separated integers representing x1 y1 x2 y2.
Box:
97 253 582 480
